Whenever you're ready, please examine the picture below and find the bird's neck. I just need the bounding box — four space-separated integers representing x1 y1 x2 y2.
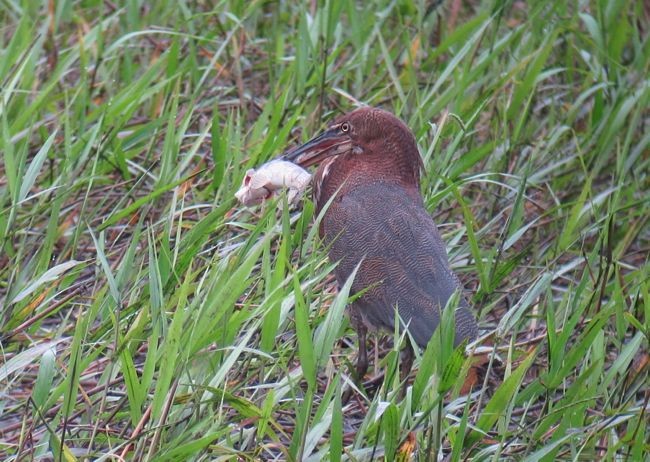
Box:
313 155 421 213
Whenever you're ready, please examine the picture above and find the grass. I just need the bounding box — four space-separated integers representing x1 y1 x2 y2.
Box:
0 0 648 460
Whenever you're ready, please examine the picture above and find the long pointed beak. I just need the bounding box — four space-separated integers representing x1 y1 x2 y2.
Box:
281 128 351 168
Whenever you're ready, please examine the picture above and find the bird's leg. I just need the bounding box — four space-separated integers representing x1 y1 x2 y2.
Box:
399 340 415 395
348 306 369 380
342 308 369 403
355 322 369 379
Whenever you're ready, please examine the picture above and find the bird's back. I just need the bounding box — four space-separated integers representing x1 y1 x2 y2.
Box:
321 182 478 347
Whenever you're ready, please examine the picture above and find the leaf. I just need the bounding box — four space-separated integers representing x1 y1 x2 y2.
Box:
89 227 121 306
120 348 142 426
32 346 56 408
507 31 557 124
97 169 204 231
156 432 222 462
330 386 343 462
19 129 57 202
559 175 593 250
449 140 495 180
465 348 537 446
293 273 316 389
151 265 192 420
211 109 226 190
522 433 575 462
383 403 400 460
579 13 603 51
439 344 467 393
313 262 359 370
498 272 551 335
257 389 275 440
0 340 64 382
451 186 487 291
11 260 82 304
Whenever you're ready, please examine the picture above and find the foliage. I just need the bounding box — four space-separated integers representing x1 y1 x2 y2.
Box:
0 0 648 460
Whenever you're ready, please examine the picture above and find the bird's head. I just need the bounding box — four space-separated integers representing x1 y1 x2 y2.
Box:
282 107 423 190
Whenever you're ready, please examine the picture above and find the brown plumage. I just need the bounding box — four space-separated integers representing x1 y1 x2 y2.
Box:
283 107 478 379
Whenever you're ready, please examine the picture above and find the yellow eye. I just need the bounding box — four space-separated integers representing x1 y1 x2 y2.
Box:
340 122 350 133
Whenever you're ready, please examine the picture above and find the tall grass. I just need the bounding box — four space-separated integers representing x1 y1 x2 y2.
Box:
1 1 648 460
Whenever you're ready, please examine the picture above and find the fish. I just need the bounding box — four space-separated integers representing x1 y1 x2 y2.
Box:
234 159 312 206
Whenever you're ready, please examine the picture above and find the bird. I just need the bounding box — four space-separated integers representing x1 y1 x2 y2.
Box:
282 107 478 383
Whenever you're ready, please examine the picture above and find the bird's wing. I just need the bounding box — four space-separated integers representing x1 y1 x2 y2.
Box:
323 183 478 347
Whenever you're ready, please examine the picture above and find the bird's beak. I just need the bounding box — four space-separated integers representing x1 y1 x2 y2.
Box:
281 128 351 168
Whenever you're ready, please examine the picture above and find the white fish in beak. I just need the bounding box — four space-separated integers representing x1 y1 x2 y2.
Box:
235 159 312 206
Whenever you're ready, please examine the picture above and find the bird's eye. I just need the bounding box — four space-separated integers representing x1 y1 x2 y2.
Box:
340 122 350 133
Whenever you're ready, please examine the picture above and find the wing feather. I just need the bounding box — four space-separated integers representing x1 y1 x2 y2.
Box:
322 183 478 347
